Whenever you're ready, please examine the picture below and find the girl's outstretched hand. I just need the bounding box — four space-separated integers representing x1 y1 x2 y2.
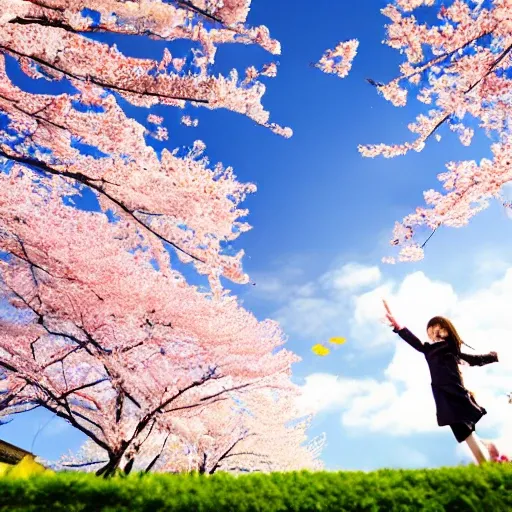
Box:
490 351 499 361
382 299 401 331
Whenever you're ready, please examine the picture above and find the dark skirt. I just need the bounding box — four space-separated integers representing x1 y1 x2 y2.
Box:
442 389 487 443
432 383 486 431
450 422 476 443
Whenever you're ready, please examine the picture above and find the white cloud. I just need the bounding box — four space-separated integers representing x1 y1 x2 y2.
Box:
297 373 383 415
295 265 512 447
351 272 458 348
275 263 461 349
320 263 381 292
274 262 384 341
276 297 341 339
298 368 438 436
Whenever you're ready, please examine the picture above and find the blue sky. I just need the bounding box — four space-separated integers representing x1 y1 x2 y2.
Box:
3 0 512 471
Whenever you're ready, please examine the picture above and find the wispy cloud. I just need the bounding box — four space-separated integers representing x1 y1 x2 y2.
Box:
43 418 71 437
248 255 310 303
320 263 381 292
256 262 386 342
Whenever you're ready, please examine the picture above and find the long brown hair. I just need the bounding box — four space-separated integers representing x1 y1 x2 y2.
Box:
427 316 463 354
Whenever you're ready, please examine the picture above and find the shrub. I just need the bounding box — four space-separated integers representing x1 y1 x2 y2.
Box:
0 464 511 511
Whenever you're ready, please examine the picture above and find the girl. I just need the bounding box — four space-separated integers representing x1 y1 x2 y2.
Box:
383 300 499 464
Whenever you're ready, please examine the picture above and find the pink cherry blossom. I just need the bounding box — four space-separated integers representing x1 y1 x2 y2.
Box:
147 115 164 125
181 115 199 127
317 40 359 79
60 388 325 474
0 0 289 286
358 0 512 261
0 18 275 287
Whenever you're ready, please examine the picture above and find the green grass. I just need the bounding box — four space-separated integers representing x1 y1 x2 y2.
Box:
0 464 511 511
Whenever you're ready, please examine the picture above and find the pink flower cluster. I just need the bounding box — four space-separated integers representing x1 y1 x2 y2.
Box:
317 40 359 79
357 0 512 262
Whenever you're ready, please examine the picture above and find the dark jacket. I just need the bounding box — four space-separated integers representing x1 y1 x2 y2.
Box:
395 327 498 426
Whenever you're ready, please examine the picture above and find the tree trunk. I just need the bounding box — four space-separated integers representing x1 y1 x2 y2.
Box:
198 453 208 474
123 457 135 475
96 455 122 477
96 442 129 478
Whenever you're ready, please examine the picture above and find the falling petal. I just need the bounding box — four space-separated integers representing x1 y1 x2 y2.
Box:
329 337 347 345
312 344 330 356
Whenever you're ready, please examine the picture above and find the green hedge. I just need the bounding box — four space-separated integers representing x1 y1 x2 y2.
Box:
1 465 511 511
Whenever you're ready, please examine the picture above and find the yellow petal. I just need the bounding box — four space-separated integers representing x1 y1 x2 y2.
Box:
329 337 347 345
312 344 330 356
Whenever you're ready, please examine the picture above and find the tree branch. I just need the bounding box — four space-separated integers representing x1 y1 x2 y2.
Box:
368 29 512 143
0 44 209 104
0 91 69 133
176 0 225 25
222 450 265 460
38 400 109 452
423 43 512 141
390 28 497 85
62 460 108 468
209 437 242 474
199 381 253 402
130 370 219 442
163 395 228 414
144 432 171 473
30 337 41 361
420 225 439 249
43 345 82 369
62 377 109 398
0 148 204 263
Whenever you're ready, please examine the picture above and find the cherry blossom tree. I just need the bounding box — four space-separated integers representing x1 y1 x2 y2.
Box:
0 175 305 476
360 0 512 263
0 1 319 476
58 388 325 474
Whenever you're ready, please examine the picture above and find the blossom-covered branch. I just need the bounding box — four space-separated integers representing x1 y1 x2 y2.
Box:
358 0 512 262
0 0 321 477
0 0 291 287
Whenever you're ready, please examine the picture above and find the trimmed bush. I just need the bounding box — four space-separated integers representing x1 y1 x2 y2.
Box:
0 464 511 511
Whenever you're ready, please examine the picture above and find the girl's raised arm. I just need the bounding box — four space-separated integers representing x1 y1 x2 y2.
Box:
394 327 425 353
383 299 425 353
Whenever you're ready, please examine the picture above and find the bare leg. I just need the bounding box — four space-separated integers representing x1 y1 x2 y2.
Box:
466 433 488 465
